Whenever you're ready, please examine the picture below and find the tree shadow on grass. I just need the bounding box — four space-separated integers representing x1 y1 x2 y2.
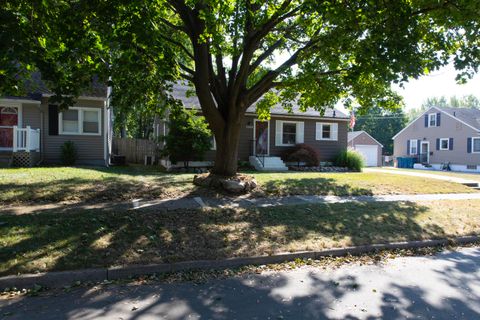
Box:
257 177 374 197
0 201 453 277
0 166 220 205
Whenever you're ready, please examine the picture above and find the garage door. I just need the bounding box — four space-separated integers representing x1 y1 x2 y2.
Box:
355 145 379 167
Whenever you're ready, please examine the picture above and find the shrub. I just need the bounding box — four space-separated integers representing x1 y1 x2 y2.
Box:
61 141 77 165
335 149 364 172
161 104 213 168
285 143 320 167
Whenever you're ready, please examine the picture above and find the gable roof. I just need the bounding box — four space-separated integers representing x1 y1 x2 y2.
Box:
392 106 480 140
348 130 383 147
437 107 480 130
3 72 108 100
171 83 348 119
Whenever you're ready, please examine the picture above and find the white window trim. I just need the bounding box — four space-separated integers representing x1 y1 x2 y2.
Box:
439 138 449 151
316 122 338 141
428 113 437 127
59 107 102 136
410 139 418 155
278 120 299 146
472 137 480 154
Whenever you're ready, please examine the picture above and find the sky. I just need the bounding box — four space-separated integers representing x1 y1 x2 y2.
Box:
394 63 480 111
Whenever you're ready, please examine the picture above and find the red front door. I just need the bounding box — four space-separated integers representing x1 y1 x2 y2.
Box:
0 107 18 148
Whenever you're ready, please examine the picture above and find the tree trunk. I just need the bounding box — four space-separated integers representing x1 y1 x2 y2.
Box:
212 120 242 176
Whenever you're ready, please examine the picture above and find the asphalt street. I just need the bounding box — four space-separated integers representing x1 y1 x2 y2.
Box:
1 246 479 319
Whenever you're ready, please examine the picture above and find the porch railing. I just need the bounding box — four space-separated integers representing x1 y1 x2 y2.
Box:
13 126 40 152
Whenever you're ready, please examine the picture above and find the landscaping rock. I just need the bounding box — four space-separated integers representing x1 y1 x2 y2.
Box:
193 173 257 194
221 180 246 193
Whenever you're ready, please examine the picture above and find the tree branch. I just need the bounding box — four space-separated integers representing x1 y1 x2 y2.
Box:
159 34 194 59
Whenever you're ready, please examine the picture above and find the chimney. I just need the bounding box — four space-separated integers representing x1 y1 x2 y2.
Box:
333 110 336 117
453 111 456 117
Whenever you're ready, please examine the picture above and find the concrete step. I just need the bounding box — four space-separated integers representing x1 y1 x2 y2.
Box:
249 156 288 172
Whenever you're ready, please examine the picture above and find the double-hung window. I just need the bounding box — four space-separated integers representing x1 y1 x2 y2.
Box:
409 139 418 155
315 122 338 141
275 120 304 146
59 107 101 135
439 138 449 150
472 137 480 153
428 113 437 127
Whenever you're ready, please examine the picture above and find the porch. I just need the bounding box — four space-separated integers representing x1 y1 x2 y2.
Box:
0 126 41 167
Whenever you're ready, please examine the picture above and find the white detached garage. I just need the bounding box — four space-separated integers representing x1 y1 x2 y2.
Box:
347 131 383 167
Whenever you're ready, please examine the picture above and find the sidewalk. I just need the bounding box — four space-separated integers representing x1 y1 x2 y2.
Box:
3 192 480 215
133 192 480 210
365 167 480 185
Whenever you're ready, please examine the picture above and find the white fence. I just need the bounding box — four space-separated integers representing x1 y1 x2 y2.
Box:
13 126 40 152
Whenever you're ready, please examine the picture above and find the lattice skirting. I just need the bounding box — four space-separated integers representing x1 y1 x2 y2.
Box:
12 151 41 167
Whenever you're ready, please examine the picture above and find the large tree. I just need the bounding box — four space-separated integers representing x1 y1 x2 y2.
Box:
2 1 480 176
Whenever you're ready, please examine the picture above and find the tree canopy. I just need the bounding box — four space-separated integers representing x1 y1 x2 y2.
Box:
355 106 408 155
1 0 480 175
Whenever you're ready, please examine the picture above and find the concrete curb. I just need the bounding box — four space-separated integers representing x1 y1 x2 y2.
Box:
1 236 479 289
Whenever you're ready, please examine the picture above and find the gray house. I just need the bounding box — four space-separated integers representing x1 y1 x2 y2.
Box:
154 84 349 170
393 106 480 172
0 80 112 167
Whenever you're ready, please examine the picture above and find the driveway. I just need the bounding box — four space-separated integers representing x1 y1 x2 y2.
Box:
365 167 480 185
2 246 479 319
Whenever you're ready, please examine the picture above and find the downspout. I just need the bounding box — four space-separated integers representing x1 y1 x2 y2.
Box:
37 105 44 165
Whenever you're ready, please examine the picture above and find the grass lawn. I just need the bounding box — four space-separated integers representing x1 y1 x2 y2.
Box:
0 200 479 276
0 166 476 205
252 171 475 196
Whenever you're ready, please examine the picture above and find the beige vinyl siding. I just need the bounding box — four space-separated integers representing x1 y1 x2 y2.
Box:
21 104 41 129
40 98 106 165
393 107 480 166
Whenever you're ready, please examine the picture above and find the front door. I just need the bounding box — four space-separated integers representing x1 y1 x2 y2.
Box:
0 107 18 149
420 141 429 164
254 120 269 155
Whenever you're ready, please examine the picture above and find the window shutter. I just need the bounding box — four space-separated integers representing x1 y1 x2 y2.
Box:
417 140 421 155
331 123 338 141
275 120 282 146
436 113 441 127
296 122 304 143
48 105 59 136
315 123 320 140
467 138 472 153
407 140 410 155
436 139 440 150
424 114 428 127
449 138 453 150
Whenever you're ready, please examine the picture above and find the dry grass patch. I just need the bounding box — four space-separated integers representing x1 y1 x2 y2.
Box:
0 199 479 276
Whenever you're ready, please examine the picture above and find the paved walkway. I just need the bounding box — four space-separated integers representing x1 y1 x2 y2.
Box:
3 192 480 215
131 192 480 210
365 168 480 185
2 246 479 319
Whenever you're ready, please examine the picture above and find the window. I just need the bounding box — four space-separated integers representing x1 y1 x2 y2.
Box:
428 113 437 127
472 137 480 153
275 120 304 146
315 122 338 141
59 107 101 135
410 139 418 155
282 122 297 145
439 138 449 150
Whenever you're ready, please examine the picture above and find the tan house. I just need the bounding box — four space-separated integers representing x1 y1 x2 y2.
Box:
348 131 383 167
392 106 480 172
154 84 349 170
0 79 112 167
